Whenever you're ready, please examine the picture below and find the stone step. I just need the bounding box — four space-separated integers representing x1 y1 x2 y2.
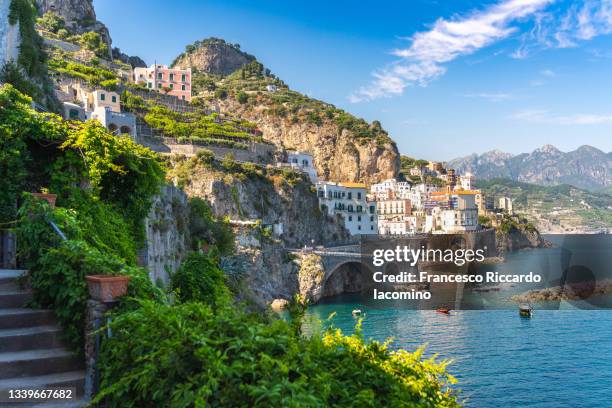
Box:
0 349 83 380
0 370 86 407
0 326 65 352
0 270 26 292
0 292 33 309
0 309 56 330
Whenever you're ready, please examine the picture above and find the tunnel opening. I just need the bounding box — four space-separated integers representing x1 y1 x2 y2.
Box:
322 261 372 298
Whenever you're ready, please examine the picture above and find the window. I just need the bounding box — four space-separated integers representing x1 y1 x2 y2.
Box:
169 73 174 81
100 93 105 101
69 109 80 119
181 84 186 91
357 206 362 213
358 226 361 231
111 95 116 103
157 83 162 89
371 226 374 230
147 82 152 88
348 216 352 221
358 216 361 222
370 216 374 222
157 72 162 80
169 84 174 89
182 74 186 82
370 205 375 214
348 205 353 212
348 192 352 199
357 192 362 199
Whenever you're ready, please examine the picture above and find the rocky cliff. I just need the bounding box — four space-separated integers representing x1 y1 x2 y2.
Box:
217 98 400 184
35 0 112 55
166 154 350 303
449 144 611 191
171 38 400 184
494 215 550 253
171 38 255 75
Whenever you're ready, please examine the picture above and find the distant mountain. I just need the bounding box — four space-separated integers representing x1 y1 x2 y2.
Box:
448 145 611 191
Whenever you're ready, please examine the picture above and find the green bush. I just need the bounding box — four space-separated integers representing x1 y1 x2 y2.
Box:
94 300 458 407
189 197 235 255
37 11 65 33
170 252 230 305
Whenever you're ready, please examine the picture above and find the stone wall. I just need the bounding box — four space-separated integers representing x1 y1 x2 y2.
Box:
139 136 277 164
141 185 189 285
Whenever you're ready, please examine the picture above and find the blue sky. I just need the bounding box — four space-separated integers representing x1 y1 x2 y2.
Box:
95 0 612 161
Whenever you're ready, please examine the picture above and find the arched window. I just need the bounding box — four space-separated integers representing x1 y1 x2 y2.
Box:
120 125 132 135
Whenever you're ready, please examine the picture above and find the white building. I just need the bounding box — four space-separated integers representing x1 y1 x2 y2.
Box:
317 182 377 235
286 151 317 183
370 178 411 200
440 195 479 233
266 84 278 92
459 172 474 191
498 196 514 214
61 89 137 137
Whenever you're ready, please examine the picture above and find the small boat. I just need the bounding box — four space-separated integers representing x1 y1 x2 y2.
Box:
352 309 363 317
436 308 451 315
519 303 532 318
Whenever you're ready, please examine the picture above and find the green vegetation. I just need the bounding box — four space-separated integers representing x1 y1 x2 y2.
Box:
1 84 165 352
48 54 119 88
189 197 235 255
3 70 459 407
94 288 459 407
400 156 429 171
170 252 230 305
477 178 612 230
9 0 47 80
121 91 261 148
189 56 394 146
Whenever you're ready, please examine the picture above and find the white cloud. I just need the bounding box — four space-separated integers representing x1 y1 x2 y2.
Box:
463 92 515 101
351 0 552 102
540 68 556 76
513 0 612 55
512 109 612 124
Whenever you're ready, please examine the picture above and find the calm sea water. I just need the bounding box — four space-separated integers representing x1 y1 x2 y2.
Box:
304 235 612 407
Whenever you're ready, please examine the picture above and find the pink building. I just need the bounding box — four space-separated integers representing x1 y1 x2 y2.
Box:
133 64 192 102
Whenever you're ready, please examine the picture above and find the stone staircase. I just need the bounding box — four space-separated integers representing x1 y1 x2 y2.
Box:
0 270 86 407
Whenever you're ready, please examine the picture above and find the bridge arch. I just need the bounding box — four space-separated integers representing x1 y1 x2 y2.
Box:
322 260 374 298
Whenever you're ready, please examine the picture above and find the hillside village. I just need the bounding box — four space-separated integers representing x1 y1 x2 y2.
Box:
30 10 523 242
0 1 578 406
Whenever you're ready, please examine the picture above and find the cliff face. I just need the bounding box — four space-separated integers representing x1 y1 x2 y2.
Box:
166 156 350 303
35 0 112 53
171 38 255 74
217 98 400 185
169 157 349 248
0 0 21 68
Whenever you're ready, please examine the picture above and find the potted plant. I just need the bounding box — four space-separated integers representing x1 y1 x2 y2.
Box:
31 188 58 208
86 275 131 302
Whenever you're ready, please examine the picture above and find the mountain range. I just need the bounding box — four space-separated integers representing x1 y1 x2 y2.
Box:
448 145 611 192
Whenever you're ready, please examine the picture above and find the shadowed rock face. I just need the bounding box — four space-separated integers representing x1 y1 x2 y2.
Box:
172 39 255 75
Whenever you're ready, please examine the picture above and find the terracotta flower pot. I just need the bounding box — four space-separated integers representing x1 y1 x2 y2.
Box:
86 275 131 302
31 193 57 208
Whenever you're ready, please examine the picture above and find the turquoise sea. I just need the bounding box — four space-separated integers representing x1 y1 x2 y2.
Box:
303 235 612 407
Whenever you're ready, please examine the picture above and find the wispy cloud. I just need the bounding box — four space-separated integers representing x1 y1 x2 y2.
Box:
462 92 515 101
540 68 556 76
513 0 612 57
350 0 553 102
512 109 612 124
